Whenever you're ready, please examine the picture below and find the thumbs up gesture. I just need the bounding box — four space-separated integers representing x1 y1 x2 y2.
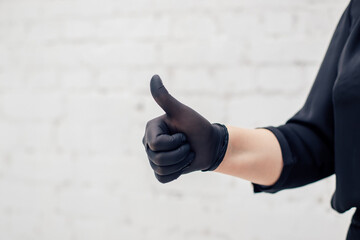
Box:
142 75 229 183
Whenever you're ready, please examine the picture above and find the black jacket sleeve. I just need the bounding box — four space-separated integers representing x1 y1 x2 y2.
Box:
253 4 352 193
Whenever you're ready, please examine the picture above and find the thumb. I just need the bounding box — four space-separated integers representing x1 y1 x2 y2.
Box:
150 75 183 117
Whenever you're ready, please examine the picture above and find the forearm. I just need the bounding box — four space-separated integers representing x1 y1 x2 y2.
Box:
215 126 283 186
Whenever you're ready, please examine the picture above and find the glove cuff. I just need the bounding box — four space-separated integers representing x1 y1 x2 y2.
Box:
202 123 229 172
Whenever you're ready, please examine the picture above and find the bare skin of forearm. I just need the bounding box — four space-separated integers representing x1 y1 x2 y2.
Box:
215 126 283 186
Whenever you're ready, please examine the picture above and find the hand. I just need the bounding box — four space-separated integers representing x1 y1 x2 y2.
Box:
142 75 228 183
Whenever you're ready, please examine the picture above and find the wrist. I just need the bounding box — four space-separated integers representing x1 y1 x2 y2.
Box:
214 125 236 173
202 123 229 171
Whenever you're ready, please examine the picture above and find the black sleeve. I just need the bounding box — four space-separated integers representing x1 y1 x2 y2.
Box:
253 4 352 193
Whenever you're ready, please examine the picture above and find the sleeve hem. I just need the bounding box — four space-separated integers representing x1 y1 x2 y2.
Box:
252 126 295 193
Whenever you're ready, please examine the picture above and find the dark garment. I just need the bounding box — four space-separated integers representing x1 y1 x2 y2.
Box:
347 209 360 240
252 0 360 238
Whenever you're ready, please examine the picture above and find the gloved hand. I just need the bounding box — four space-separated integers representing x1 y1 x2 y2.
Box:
142 75 229 183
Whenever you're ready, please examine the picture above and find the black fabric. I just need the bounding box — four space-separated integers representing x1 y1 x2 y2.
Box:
143 75 228 183
347 209 360 240
253 0 360 238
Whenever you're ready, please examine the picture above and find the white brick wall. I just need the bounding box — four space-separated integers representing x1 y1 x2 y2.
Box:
0 0 354 239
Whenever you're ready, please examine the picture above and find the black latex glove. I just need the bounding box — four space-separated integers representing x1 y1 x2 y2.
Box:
142 75 229 183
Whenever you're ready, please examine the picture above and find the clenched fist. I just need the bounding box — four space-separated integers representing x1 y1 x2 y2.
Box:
142 75 228 183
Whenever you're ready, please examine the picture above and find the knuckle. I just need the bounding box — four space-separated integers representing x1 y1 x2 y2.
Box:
152 152 163 165
148 150 163 166
150 162 169 176
155 174 169 184
156 167 167 176
149 160 158 171
148 139 159 151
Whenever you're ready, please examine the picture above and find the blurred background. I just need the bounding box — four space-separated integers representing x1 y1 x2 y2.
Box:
0 0 354 239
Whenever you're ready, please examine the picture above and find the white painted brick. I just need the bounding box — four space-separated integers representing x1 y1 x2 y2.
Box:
63 92 135 124
0 123 57 154
36 0 115 19
25 70 60 89
84 42 158 67
255 65 306 93
262 12 294 36
96 16 170 41
294 9 344 38
170 68 216 93
0 1 42 22
0 0 352 239
150 0 218 12
0 22 26 46
96 67 166 94
28 16 167 43
169 14 216 40
214 66 258 94
5 44 80 69
227 94 304 128
217 12 263 39
161 38 247 67
0 70 27 89
60 69 96 89
0 91 64 121
250 37 328 64
25 20 64 43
